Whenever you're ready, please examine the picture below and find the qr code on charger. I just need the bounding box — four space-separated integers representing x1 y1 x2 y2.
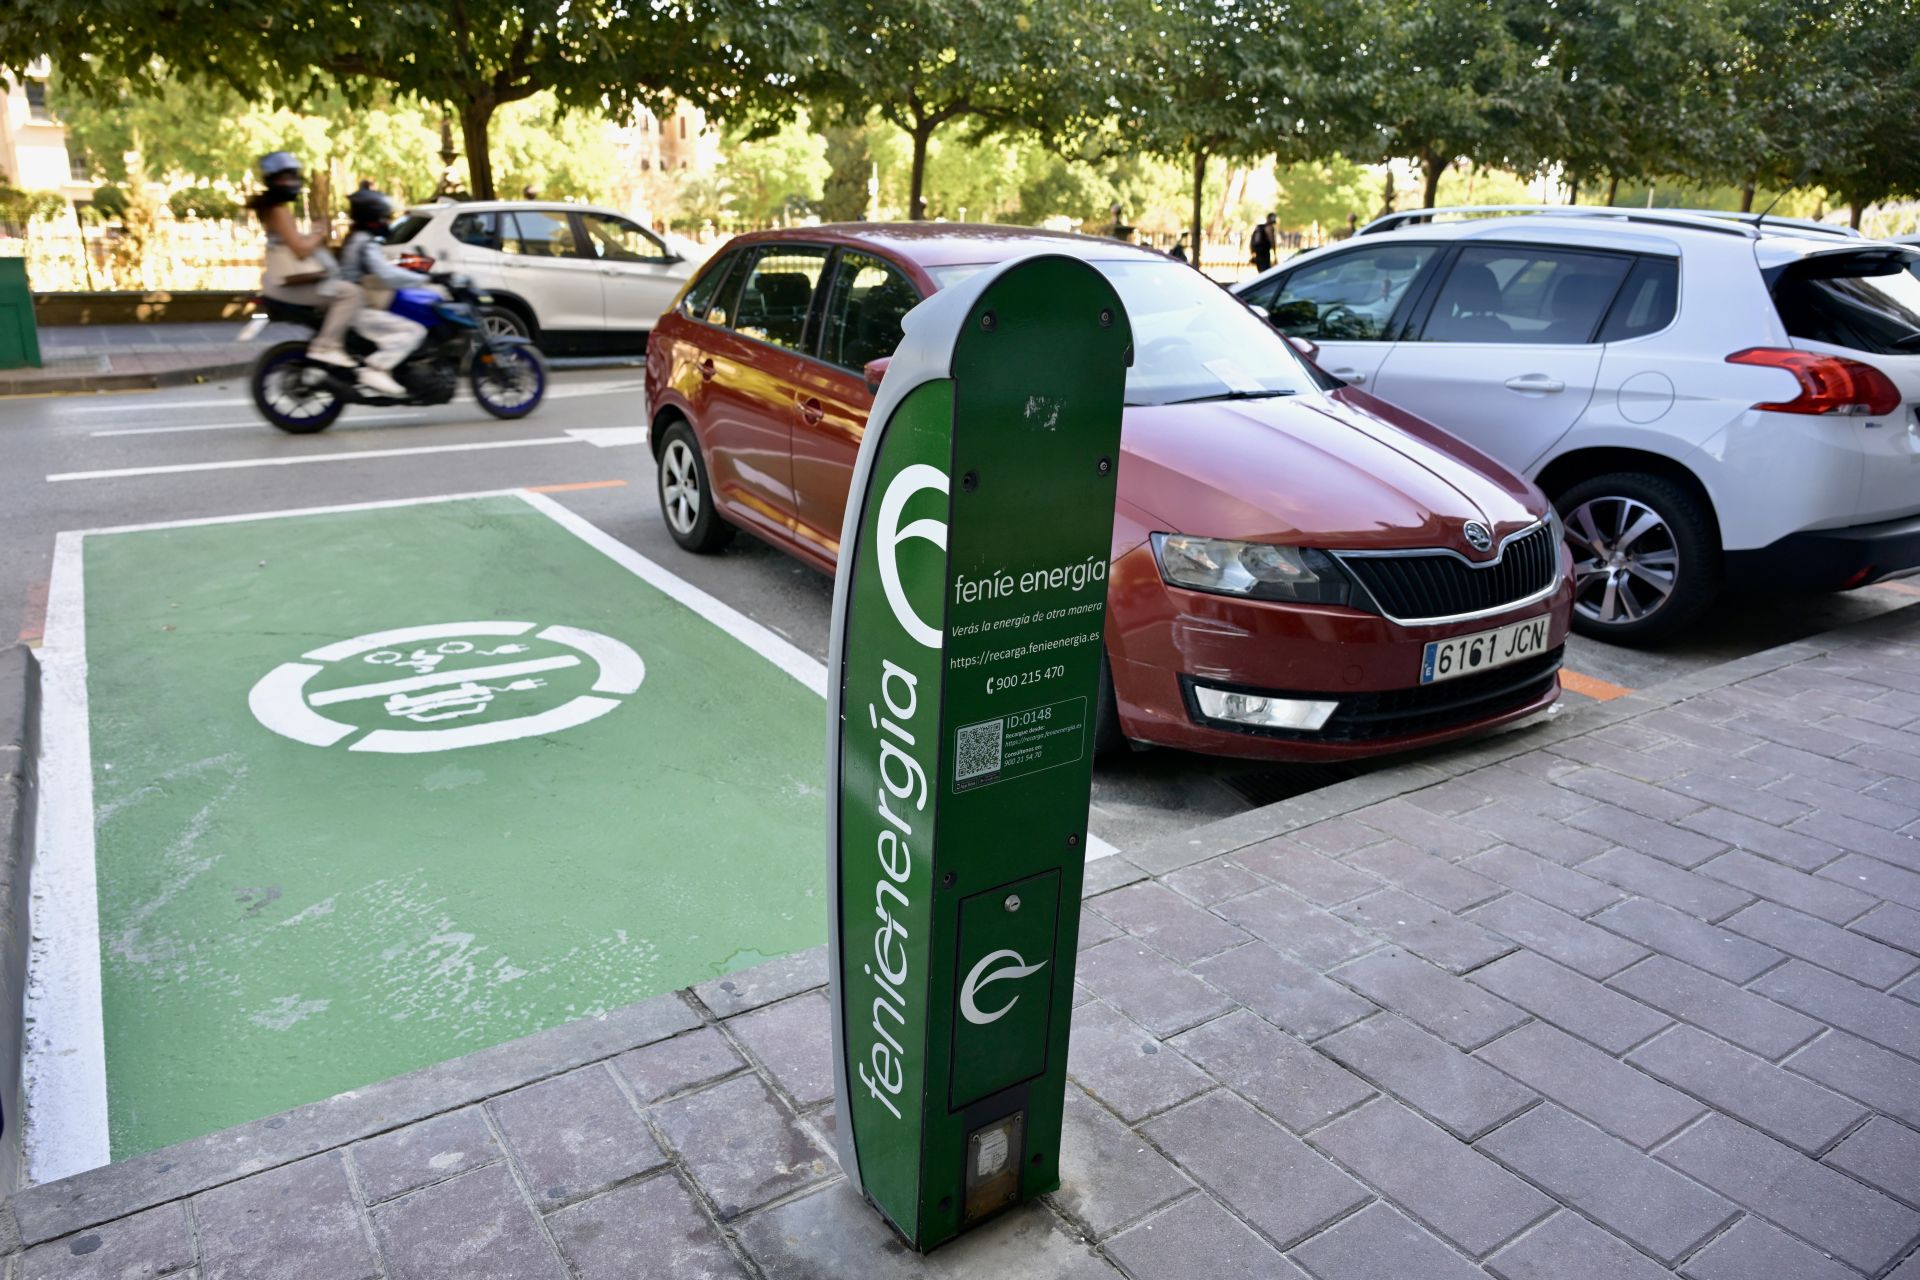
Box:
955 717 1004 782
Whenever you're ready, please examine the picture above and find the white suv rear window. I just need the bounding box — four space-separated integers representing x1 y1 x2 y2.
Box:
1775 252 1920 356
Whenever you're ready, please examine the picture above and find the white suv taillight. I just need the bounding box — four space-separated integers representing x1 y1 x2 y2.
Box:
1726 347 1901 416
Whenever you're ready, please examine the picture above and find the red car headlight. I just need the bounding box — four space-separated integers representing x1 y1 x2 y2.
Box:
1151 534 1351 605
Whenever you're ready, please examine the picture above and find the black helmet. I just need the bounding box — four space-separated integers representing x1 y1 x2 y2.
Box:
348 187 395 227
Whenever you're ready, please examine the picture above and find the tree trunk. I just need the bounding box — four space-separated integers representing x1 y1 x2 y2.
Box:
460 98 498 201
1568 179 1579 205
908 120 934 221
1605 175 1619 206
1739 183 1755 213
1420 150 1443 208
1190 147 1206 268
1850 202 1865 230
1379 167 1395 217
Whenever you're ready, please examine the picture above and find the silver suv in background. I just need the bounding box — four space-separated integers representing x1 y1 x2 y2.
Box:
384 201 696 355
1236 207 1920 644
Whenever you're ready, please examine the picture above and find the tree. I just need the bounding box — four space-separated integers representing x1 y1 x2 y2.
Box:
800 0 1118 219
1323 0 1531 207
1775 0 1920 225
1510 0 1737 203
56 71 448 204
720 116 830 224
5 0 810 199
1124 0 1304 258
0 174 65 235
1269 154 1377 232
819 123 874 221
168 186 240 220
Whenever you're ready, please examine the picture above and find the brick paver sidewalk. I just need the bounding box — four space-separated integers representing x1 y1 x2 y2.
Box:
0 324 301 395
9 609 1920 1278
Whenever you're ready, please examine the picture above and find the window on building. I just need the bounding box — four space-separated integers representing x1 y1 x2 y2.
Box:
68 150 92 182
25 80 51 121
641 158 650 172
678 116 687 139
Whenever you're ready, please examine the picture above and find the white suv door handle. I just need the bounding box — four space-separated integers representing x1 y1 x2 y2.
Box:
1504 374 1566 394
1328 368 1366 385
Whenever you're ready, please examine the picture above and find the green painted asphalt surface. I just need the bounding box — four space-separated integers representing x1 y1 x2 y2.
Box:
84 494 825 1158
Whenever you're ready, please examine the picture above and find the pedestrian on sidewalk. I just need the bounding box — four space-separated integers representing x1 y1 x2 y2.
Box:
247 152 362 368
1250 213 1278 273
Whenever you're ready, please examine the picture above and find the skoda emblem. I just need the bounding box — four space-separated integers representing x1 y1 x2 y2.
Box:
1463 521 1494 553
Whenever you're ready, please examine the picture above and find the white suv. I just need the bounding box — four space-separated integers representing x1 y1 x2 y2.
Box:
385 201 695 355
1235 208 1920 643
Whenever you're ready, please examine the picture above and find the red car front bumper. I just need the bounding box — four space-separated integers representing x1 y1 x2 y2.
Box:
1106 544 1575 762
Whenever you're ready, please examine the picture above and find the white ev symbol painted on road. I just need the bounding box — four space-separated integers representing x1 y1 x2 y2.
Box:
959 949 1049 1026
248 621 645 754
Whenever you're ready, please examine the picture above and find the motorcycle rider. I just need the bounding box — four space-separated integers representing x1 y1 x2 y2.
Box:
337 187 434 399
246 152 361 368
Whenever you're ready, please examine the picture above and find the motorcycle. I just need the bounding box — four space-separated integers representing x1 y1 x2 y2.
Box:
246 274 546 433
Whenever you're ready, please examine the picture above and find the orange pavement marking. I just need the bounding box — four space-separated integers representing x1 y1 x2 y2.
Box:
17 580 47 645
1560 668 1633 701
1874 580 1920 598
526 479 630 493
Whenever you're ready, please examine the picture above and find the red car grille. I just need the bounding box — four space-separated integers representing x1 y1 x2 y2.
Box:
1339 524 1558 622
1183 646 1563 744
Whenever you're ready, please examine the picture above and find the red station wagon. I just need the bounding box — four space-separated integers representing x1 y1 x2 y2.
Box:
644 225 1574 761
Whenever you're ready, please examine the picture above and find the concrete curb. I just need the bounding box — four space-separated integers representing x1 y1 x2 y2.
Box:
1118 603 1920 879
8 603 1914 1243
0 360 254 398
1 353 636 398
0 647 42 1195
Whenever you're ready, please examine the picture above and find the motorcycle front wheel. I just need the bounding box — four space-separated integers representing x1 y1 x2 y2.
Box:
471 343 547 420
252 342 345 433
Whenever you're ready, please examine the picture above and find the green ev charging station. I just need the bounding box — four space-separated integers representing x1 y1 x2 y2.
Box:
827 253 1133 1250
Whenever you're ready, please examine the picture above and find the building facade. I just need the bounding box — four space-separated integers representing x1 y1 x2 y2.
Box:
1 64 90 203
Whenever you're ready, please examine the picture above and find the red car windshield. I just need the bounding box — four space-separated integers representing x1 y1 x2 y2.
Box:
928 258 1320 407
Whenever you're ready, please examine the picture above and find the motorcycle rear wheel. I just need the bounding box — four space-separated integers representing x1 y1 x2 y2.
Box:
252 342 345 433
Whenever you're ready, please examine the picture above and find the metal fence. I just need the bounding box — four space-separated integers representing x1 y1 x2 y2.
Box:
0 217 267 292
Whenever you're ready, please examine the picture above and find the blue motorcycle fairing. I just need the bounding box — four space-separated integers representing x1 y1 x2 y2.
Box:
390 287 443 327
435 303 480 328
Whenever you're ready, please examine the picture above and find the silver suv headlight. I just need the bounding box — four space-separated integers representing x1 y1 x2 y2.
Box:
1152 534 1351 605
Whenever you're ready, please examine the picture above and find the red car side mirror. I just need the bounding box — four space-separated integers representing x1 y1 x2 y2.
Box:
863 355 892 393
1287 334 1320 362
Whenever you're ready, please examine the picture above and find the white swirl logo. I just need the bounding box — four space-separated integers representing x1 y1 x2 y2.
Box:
876 463 949 649
959 949 1049 1025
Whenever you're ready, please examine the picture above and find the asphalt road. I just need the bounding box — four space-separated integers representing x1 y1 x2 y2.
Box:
5 368 1914 851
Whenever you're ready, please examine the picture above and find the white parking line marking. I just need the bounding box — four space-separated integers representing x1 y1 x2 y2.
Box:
92 414 429 437
27 489 1121 1180
47 436 589 482
27 531 111 1182
67 379 646 415
565 426 652 448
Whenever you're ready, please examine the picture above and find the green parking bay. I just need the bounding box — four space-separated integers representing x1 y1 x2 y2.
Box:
75 494 824 1157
